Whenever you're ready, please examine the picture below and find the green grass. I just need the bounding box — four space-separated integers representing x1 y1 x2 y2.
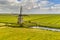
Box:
0 14 18 23
0 14 60 28
0 27 60 40
0 14 60 40
23 14 60 28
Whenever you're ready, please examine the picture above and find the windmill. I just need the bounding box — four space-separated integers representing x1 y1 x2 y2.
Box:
7 0 40 26
17 6 23 26
15 0 23 26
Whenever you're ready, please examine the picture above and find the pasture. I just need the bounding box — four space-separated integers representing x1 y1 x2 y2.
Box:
0 14 18 23
0 14 60 40
0 27 60 40
0 14 60 28
23 14 60 28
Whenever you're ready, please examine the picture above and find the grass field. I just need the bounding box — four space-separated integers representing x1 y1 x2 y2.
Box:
0 27 60 40
0 14 60 28
0 14 60 40
0 14 18 23
23 14 60 28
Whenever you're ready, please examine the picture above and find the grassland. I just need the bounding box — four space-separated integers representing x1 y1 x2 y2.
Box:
0 27 60 40
23 14 60 28
0 14 18 23
0 14 60 40
0 14 60 28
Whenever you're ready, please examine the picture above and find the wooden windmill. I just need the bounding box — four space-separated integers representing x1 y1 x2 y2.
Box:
18 6 23 26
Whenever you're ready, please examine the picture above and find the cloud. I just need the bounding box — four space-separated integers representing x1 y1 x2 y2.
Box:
0 0 60 14
54 4 60 8
50 4 60 11
0 0 53 12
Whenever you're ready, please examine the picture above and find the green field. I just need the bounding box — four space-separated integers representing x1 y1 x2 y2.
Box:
0 14 60 28
23 14 60 28
0 27 60 40
0 14 60 40
0 14 18 23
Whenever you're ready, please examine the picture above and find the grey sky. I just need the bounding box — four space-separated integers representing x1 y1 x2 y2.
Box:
0 0 60 14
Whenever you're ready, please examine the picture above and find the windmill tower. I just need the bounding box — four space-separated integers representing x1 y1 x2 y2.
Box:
18 6 23 26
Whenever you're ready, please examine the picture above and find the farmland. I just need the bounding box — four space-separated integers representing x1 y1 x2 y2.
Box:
23 14 60 28
0 14 18 23
0 14 60 28
0 14 60 40
0 27 60 40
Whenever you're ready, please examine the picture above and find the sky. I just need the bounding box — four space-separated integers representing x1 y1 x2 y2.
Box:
49 0 60 4
0 0 60 14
